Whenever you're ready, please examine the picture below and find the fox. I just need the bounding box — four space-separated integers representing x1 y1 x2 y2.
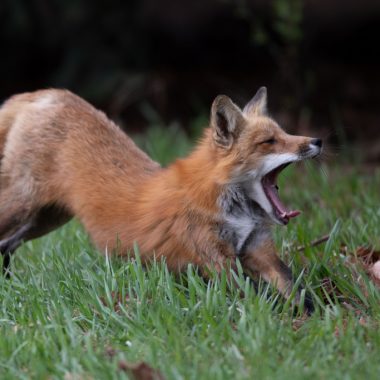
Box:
0 87 322 311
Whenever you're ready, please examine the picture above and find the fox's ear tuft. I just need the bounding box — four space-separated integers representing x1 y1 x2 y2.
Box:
243 86 267 116
211 95 243 148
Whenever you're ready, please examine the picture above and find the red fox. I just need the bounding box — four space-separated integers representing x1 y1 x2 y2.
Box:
0 87 322 311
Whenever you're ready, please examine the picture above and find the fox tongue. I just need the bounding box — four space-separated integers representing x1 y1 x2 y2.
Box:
265 184 300 220
286 210 301 218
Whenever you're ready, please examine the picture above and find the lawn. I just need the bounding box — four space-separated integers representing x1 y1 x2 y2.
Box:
1 125 380 379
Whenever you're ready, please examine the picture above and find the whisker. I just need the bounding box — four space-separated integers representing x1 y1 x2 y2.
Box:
300 155 329 179
319 163 328 179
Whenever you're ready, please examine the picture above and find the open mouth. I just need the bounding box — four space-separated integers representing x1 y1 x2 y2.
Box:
261 163 300 225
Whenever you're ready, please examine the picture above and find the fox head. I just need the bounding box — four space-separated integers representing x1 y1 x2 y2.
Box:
210 87 322 225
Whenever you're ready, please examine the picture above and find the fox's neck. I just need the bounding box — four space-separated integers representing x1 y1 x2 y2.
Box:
169 131 270 255
168 130 234 211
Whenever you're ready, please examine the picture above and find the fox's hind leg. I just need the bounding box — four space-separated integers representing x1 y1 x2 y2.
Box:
0 221 34 277
1 206 71 277
242 239 314 314
0 189 71 277
0 195 35 277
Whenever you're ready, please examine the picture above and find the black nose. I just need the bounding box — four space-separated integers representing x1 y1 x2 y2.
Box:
311 138 322 148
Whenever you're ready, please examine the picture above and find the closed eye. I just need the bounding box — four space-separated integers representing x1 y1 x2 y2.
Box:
260 137 276 145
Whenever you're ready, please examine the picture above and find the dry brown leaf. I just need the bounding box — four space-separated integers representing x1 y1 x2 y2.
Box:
118 361 165 380
339 244 380 290
370 261 380 279
369 261 380 287
356 246 380 265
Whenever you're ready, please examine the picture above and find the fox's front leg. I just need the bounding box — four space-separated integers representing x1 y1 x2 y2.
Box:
241 239 314 313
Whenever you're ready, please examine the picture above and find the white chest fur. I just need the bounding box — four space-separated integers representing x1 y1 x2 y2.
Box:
218 185 270 255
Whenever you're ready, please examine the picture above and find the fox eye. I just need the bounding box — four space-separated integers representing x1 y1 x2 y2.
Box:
260 137 276 145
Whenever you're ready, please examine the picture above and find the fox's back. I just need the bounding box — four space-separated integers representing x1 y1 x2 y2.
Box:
0 89 160 208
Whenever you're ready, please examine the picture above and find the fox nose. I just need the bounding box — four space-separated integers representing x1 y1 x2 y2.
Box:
311 138 322 148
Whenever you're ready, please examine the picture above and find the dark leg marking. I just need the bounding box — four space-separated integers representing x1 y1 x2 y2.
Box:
1 221 34 278
0 205 71 277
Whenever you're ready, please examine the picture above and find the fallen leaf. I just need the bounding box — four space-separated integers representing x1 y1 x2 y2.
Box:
356 246 380 265
369 260 380 287
370 260 380 279
340 244 380 289
118 361 165 380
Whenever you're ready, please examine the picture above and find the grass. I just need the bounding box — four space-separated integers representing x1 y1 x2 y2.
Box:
1 125 380 379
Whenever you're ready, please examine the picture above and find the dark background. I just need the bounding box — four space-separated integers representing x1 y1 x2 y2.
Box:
1 0 379 161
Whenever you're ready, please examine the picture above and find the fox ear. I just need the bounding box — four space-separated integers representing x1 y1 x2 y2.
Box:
211 95 243 148
243 86 267 116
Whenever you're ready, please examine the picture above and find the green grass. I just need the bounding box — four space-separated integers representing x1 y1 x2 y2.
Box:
1 126 380 379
